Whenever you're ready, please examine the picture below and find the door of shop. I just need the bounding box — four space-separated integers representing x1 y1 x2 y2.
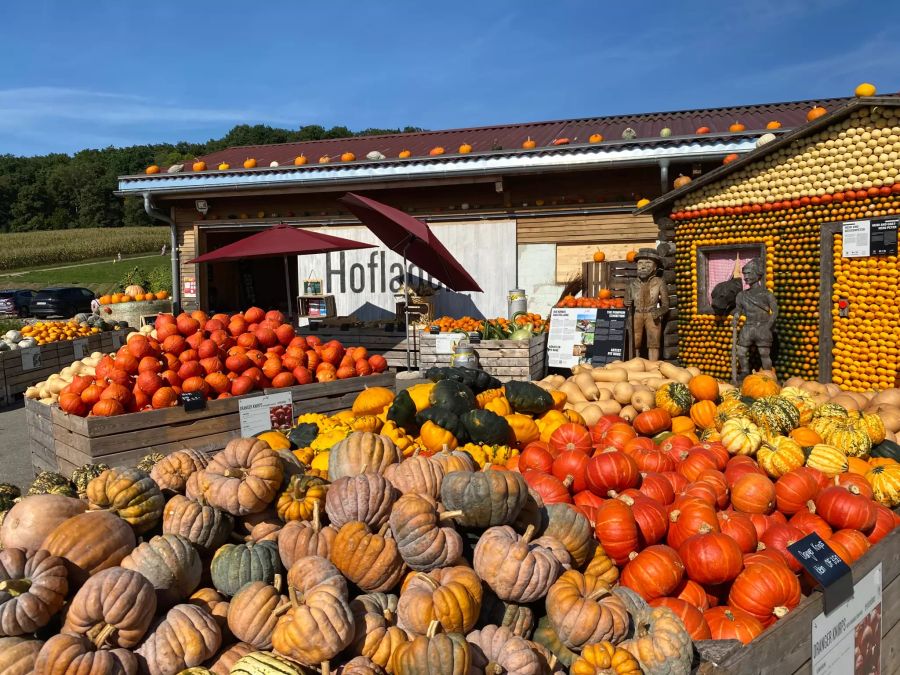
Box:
818 218 900 390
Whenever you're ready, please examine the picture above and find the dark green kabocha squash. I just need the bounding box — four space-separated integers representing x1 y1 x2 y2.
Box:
428 379 476 416
503 381 554 415
386 389 419 434
415 408 468 444
460 409 512 446
288 423 319 449
424 366 501 394
871 439 900 462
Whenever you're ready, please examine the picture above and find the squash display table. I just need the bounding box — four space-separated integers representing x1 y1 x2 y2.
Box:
26 372 395 475
101 299 173 328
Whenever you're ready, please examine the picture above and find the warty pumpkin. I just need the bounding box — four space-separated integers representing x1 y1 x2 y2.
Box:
545 570 630 650
396 565 483 636
279 503 337 568
162 494 234 554
383 454 445 500
121 533 201 609
34 632 139 675
0 548 67 637
0 636 44 675
348 592 410 670
0 494 86 554
42 510 137 586
390 619 471 675
197 438 284 516
330 521 406 593
473 525 563 604
466 624 541 675
150 448 210 494
227 578 289 650
440 469 527 529
85 467 164 534
328 432 400 481
271 581 355 666
210 540 283 597
389 493 463 571
63 566 157 648
134 603 221 674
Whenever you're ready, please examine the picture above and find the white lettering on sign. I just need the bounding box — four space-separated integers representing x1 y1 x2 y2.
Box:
842 221 870 257
301 221 516 320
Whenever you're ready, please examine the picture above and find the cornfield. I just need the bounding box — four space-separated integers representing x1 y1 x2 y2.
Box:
0 227 169 271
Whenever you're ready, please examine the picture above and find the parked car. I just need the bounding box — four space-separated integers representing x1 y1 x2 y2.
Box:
0 289 36 317
30 287 95 319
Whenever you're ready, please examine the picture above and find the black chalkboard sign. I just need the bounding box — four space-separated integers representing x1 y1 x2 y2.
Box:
787 532 853 613
870 218 898 256
179 391 206 412
591 308 628 366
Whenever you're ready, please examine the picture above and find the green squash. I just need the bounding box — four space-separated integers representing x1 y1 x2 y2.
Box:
654 382 692 417
503 381 554 416
749 396 800 437
440 470 527 528
424 366 501 394
210 540 282 597
428 379 476 416
531 615 577 668
288 423 319 449
460 409 512 446
416 407 468 443
871 439 900 462
71 463 109 497
386 389 419 434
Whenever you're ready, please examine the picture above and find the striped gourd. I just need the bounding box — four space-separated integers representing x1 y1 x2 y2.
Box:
655 382 692 417
809 418 873 458
812 403 849 421
715 398 751 432
804 443 849 477
230 652 309 675
778 387 816 426
749 396 800 437
865 464 900 508
861 413 886 445
756 436 805 479
720 417 763 456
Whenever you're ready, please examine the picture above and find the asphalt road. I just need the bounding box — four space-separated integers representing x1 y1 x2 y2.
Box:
0 402 35 491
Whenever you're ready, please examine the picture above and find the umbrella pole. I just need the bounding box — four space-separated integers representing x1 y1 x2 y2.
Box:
284 255 293 319
403 243 411 371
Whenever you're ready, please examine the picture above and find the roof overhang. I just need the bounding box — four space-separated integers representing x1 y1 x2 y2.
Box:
118 135 761 199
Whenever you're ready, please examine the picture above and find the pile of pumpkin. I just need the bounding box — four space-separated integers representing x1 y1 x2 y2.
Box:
555 295 626 309
98 285 170 305
31 307 388 417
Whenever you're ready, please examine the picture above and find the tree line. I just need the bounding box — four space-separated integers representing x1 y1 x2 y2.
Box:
0 123 424 233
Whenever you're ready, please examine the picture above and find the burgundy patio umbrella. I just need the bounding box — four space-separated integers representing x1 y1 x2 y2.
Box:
187 222 374 316
338 192 482 368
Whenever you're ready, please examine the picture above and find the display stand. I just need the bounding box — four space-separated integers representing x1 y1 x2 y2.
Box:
297 294 336 319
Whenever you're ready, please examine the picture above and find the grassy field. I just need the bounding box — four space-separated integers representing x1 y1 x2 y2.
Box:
0 227 168 270
0 256 172 295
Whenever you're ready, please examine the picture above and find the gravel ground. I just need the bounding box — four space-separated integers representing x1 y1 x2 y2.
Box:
0 402 35 490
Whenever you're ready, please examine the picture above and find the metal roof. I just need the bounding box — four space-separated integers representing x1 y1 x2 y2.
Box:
118 136 759 196
635 96 900 216
118 95 862 196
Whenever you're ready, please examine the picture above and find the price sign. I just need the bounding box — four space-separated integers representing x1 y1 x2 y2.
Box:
788 532 852 613
72 338 89 360
20 347 42 371
434 332 461 355
870 218 898 256
239 391 293 436
178 391 206 412
591 308 628 366
110 331 127 350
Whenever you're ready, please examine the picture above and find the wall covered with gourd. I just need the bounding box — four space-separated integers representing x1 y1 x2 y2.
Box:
667 104 900 388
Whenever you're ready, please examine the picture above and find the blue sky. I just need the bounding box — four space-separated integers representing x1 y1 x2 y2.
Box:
2 0 899 156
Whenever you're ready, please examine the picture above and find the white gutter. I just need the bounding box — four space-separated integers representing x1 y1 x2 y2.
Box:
118 138 759 196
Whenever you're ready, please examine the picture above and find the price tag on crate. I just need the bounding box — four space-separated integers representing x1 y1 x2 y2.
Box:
179 391 206 412
72 338 89 360
788 532 853 614
20 347 42 371
110 330 127 350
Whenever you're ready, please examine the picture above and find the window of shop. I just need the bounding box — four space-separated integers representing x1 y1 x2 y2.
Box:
695 243 766 314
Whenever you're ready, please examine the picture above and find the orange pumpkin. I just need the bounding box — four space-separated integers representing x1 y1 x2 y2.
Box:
522 137 536 149
789 427 822 447
846 457 872 477
243 158 257 169
593 250 606 262
674 174 692 189
741 372 780 399
318 155 331 164
293 155 308 166
807 106 827 121
671 416 696 436
690 401 718 430
723 153 739 164
728 122 746 132
192 160 206 172
695 126 711 135
458 143 473 154
625 250 637 262
588 133 603 143
429 147 445 156
398 149 412 158
145 165 160 175
766 121 782 130
688 375 719 401
340 152 356 162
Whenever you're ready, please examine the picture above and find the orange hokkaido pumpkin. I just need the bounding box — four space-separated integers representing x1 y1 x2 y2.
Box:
690 401 718 430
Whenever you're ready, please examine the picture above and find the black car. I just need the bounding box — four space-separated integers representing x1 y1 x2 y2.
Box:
0 289 36 317
30 287 95 319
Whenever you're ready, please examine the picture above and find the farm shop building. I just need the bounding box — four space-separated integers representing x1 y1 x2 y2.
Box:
640 96 900 390
117 97 848 319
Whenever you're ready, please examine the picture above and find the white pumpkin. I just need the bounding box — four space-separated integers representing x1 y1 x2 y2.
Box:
4 330 21 343
756 133 777 148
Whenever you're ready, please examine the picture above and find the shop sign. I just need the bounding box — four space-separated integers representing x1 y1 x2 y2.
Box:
302 222 515 320
547 308 597 368
810 564 881 675
591 308 628 366
842 218 898 257
239 391 293 436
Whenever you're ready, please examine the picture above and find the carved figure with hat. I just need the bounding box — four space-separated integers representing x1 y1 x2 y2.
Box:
624 247 669 361
733 258 778 379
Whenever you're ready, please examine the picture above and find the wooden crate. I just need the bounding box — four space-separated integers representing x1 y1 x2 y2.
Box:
29 373 396 476
1 343 62 401
25 397 58 474
696 516 900 674
582 260 636 299
418 333 546 381
301 326 419 369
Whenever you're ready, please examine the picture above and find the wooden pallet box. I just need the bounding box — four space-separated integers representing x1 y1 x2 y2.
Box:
1 343 62 401
29 373 395 476
301 326 419 369
418 333 547 381
696 517 900 674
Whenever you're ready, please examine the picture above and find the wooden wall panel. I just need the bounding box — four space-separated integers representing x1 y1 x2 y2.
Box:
517 213 657 245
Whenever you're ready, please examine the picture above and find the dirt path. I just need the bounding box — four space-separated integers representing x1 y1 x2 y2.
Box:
1 253 161 278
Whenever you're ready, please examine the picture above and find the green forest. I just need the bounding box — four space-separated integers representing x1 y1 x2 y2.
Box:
0 123 424 233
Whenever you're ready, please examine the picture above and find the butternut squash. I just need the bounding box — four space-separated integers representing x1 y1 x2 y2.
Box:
623 369 663 381
573 373 600 401
559 381 588 404
541 374 567 388
631 389 654 412
596 399 623 415
685 366 702 377
620 358 648 371
613 381 635 405
659 361 691 384
577 403 605 427
619 405 637 422
596 389 613 401
591 367 628 383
